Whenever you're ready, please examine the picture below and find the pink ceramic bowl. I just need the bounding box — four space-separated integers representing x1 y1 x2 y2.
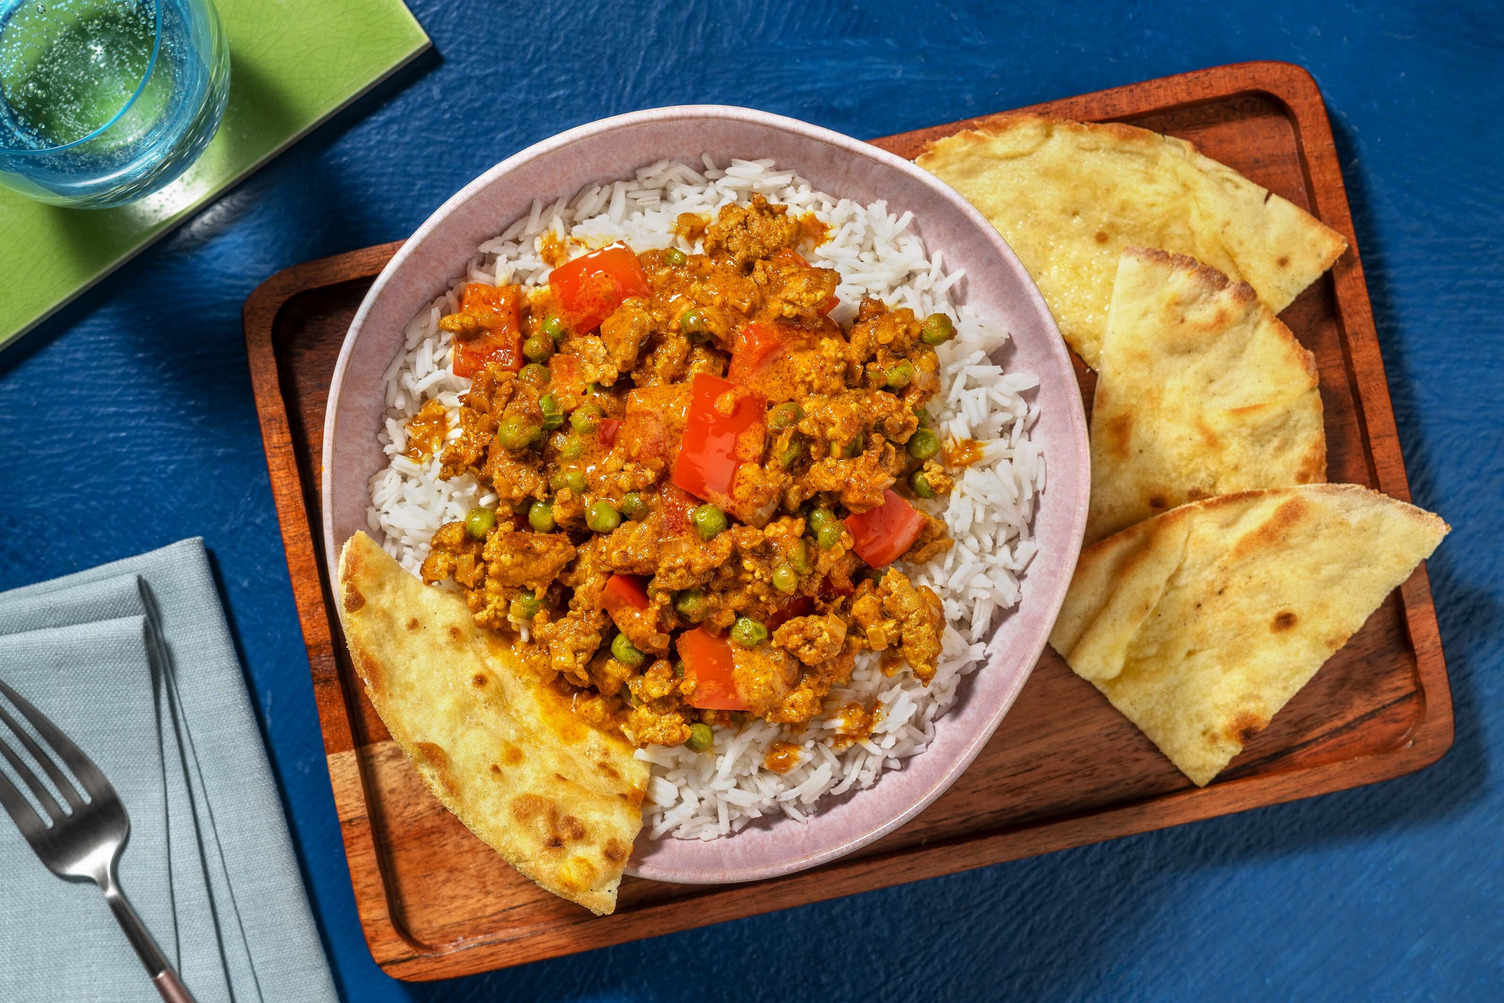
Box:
322 105 1089 885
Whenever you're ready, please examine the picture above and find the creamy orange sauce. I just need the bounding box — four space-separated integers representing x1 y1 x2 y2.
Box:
830 702 881 751
763 741 802 774
538 230 568 267
673 212 709 243
404 399 449 461
797 212 830 248
942 437 985 469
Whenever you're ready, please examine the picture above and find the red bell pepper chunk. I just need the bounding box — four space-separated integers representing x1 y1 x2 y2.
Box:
602 574 650 636
602 573 650 612
727 321 793 387
448 283 523 377
671 373 767 505
549 244 651 332
654 483 700 537
844 489 928 568
599 418 621 446
617 384 690 474
677 627 748 711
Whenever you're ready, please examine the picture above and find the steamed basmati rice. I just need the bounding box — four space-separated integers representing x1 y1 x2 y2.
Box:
365 158 1043 840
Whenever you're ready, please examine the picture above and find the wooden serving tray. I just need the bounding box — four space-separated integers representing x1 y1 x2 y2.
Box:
245 62 1450 980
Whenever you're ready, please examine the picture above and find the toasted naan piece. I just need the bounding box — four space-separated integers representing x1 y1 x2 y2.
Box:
916 115 1348 368
1050 485 1447 786
1085 248 1326 542
337 532 647 914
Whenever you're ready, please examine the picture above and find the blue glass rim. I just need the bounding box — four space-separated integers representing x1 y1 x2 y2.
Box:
0 0 164 156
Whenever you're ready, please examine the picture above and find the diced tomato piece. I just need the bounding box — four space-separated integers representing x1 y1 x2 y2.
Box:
549 244 650 332
599 418 621 446
773 248 810 268
844 489 928 568
766 595 814 629
672 373 767 506
818 294 839 316
447 284 523 377
677 627 748 711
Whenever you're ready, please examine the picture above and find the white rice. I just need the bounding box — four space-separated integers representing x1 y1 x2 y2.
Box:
365 159 1043 840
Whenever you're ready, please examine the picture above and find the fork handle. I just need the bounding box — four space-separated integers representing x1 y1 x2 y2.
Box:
101 874 198 1003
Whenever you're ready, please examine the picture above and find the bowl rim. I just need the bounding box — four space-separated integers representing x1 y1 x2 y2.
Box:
321 103 1089 885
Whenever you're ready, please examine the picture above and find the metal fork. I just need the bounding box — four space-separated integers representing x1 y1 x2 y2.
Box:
0 678 195 1003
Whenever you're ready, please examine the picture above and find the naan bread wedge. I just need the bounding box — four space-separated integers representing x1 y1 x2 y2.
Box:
1050 485 1447 786
337 531 648 914
916 115 1348 368
1086 248 1326 542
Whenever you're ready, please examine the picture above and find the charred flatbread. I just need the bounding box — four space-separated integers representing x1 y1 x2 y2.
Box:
916 115 1347 368
1086 247 1326 542
1050 485 1447 786
337 531 647 914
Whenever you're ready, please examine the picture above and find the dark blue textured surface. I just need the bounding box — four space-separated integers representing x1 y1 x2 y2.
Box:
2 2 1501 999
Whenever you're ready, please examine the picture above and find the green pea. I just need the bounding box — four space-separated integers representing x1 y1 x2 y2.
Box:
538 393 564 430
816 521 844 551
550 468 587 494
913 402 930 426
463 507 495 539
496 415 541 451
528 500 556 532
885 360 915 389
542 315 567 342
768 402 803 430
730 616 769 648
772 565 798 594
685 722 713 753
675 589 709 622
664 247 687 267
611 632 644 668
789 539 811 575
907 427 940 460
910 471 936 499
519 362 551 387
587 500 621 533
843 433 865 458
672 659 686 678
570 402 602 434
679 307 708 339
621 492 648 521
920 313 955 345
559 434 585 460
523 336 554 363
691 504 727 541
509 590 542 620
776 438 805 469
808 508 835 534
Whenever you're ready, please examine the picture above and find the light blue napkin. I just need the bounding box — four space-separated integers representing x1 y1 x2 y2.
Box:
0 617 172 1003
0 540 337 1003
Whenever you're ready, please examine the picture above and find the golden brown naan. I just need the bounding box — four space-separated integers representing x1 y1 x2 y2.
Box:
916 115 1348 368
1050 485 1447 786
1086 248 1326 542
337 531 648 914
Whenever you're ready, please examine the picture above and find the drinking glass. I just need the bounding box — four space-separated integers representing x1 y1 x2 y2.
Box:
0 0 229 208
